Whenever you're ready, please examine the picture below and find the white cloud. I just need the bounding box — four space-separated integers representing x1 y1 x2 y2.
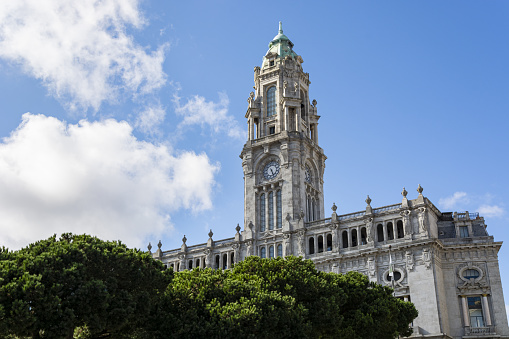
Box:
0 0 167 112
174 92 244 140
438 192 469 210
0 113 219 250
478 205 504 218
135 105 166 134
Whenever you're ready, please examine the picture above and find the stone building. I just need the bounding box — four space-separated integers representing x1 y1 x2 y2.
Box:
152 23 509 339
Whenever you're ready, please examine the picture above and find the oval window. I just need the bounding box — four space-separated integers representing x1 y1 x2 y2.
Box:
388 271 402 282
463 269 480 280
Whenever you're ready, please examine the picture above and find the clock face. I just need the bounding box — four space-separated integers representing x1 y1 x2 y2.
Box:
263 161 280 180
305 166 312 183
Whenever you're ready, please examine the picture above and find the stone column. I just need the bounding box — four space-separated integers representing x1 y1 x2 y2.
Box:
348 228 352 248
357 226 361 246
482 294 492 326
383 222 388 243
461 296 470 326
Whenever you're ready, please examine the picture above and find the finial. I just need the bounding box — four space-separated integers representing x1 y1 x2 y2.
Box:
157 240 162 249
365 195 372 206
332 203 337 212
417 184 423 195
402 187 408 197
208 229 213 239
279 21 283 34
182 235 187 244
235 224 241 233
147 242 152 252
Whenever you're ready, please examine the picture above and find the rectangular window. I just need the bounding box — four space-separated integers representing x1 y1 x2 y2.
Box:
276 190 282 229
467 297 485 327
459 226 469 238
260 194 266 232
277 244 283 257
268 192 274 230
269 126 275 134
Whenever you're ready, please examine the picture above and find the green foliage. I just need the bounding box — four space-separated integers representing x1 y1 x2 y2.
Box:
1 236 417 339
0 234 172 338
151 256 417 339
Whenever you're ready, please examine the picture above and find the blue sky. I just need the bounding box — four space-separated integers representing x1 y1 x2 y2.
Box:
0 0 508 314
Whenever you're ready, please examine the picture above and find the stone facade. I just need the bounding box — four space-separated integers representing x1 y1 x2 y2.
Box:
153 23 509 339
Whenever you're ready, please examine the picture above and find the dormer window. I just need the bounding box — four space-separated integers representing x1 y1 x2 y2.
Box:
269 59 275 66
267 86 277 117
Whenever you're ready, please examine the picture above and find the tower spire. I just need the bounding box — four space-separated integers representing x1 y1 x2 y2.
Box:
279 21 283 34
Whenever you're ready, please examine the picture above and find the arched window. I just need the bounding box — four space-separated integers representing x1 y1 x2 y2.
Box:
176 263 180 271
231 253 234 266
300 90 306 120
342 231 348 248
277 244 283 257
318 235 324 253
276 190 282 228
260 247 266 259
326 234 332 251
170 263 174 270
269 245 275 259
195 258 200 268
215 255 220 269
223 254 228 269
397 220 404 238
260 193 266 232
312 198 316 221
188 260 193 270
309 237 315 254
387 222 394 240
307 196 311 222
377 224 384 242
268 191 274 230
351 229 358 247
267 86 277 117
361 227 367 245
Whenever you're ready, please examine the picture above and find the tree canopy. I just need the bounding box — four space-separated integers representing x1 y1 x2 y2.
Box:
153 256 417 339
0 235 417 339
0 234 172 338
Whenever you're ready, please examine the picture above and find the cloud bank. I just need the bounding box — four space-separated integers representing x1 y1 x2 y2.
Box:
175 92 244 140
0 0 167 112
439 191 504 218
0 114 219 250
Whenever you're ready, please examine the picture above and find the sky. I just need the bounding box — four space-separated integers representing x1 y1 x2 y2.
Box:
0 0 508 317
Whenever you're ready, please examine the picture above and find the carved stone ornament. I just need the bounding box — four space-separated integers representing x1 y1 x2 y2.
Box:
208 230 213 239
331 202 337 212
157 240 162 249
294 81 299 94
297 230 306 256
235 224 241 233
382 266 406 288
401 187 408 197
400 210 412 235
418 207 428 234
367 256 376 277
422 248 432 269
366 217 374 242
417 184 424 195
457 262 489 293
365 195 372 206
312 99 317 107
405 250 415 271
147 242 152 252
182 235 187 244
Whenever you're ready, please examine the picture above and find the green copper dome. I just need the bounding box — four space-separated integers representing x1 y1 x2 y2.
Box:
264 22 297 62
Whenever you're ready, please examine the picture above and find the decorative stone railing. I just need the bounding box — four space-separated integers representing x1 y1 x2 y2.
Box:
338 211 366 220
373 203 402 214
465 326 495 335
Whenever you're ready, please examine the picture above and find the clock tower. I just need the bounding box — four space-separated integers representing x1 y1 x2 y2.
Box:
240 22 326 256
